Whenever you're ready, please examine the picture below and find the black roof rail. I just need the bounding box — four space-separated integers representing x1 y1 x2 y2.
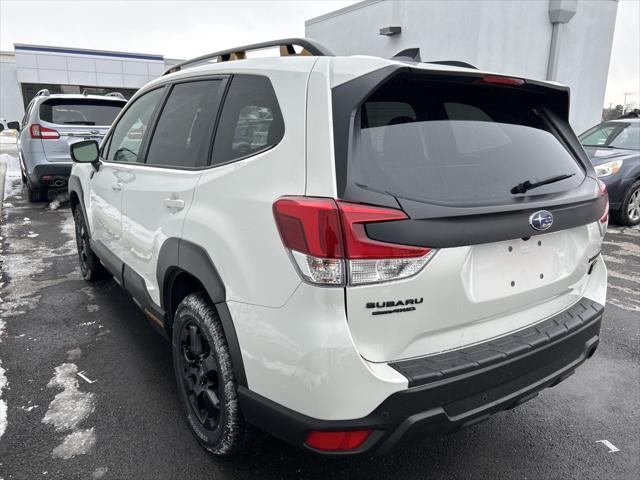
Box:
164 38 333 75
426 60 479 70
35 89 50 97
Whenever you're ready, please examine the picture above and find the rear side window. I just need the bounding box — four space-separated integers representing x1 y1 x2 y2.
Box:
353 76 584 205
40 99 124 126
211 75 284 166
146 80 223 168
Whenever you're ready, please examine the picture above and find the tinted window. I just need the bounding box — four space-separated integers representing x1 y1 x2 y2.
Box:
212 75 284 165
107 88 164 163
353 77 584 205
40 100 124 126
146 80 222 168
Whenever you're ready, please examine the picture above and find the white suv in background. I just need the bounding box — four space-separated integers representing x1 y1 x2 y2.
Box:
68 38 608 456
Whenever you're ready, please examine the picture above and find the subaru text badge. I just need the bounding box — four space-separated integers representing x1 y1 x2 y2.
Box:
529 210 553 231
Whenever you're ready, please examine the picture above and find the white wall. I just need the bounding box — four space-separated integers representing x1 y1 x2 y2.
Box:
0 52 24 123
554 0 618 133
306 0 618 133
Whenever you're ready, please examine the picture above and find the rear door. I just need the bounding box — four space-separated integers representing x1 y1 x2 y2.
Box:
89 88 165 265
120 77 226 306
39 98 124 162
333 70 608 362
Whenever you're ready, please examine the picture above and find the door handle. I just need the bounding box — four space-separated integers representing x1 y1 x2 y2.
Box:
164 198 185 211
112 183 122 191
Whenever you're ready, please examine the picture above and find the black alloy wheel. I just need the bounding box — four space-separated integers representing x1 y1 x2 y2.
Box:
179 322 223 430
73 208 108 281
172 292 247 455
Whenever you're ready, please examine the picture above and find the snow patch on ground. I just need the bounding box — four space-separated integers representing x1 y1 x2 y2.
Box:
87 304 100 313
66 348 82 361
43 363 95 431
1 153 22 201
52 428 96 459
48 194 69 211
91 467 109 479
42 363 97 459
1 317 7 440
0 360 7 440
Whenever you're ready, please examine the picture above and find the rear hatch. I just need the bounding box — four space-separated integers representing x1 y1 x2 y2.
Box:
332 68 607 362
38 98 124 162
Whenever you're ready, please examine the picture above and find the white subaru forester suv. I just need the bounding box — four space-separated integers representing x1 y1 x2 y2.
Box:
68 39 608 457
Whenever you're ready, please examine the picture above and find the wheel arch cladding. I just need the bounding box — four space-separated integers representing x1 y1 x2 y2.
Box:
68 175 90 236
157 238 247 387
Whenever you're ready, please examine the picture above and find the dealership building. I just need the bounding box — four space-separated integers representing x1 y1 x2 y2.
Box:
1 0 618 134
0 44 179 124
306 0 618 134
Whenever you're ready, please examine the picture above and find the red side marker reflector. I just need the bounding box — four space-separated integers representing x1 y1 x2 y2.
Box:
482 75 525 86
305 430 372 451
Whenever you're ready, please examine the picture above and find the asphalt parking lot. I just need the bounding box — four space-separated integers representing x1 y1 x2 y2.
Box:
0 139 638 480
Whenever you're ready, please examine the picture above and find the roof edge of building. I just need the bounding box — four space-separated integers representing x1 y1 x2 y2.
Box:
13 43 164 61
305 0 385 27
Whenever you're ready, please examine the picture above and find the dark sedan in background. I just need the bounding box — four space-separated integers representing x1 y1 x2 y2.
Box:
580 116 640 226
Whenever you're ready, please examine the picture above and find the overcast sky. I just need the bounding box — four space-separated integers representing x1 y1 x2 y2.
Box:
0 0 638 109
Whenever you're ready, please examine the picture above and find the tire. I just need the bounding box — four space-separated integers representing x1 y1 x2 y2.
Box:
73 208 108 281
172 292 248 456
26 179 45 202
613 180 640 227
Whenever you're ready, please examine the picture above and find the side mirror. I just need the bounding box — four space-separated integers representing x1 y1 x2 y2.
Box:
7 121 20 131
71 140 100 164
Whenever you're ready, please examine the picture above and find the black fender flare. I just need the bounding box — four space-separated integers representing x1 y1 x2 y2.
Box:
68 175 90 237
157 238 247 387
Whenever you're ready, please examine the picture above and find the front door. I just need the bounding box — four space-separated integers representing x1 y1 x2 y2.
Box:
91 86 167 267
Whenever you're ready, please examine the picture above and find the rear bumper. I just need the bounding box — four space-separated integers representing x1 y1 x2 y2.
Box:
29 163 73 189
239 298 603 456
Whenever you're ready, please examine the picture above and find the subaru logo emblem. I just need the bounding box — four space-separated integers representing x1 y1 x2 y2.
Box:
529 210 553 231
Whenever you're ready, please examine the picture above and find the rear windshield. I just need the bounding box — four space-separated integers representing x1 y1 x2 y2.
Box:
40 99 124 126
352 77 584 206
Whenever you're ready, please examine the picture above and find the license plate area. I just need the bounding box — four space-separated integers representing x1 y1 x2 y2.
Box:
464 231 584 302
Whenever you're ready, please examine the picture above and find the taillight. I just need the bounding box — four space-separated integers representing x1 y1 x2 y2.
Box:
598 179 609 225
481 75 525 86
273 197 436 286
305 430 371 452
30 124 60 140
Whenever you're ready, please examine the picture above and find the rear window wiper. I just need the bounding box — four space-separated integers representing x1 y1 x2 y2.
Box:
510 173 575 194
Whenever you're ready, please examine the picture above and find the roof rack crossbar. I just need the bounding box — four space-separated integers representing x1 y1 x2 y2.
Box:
164 38 332 75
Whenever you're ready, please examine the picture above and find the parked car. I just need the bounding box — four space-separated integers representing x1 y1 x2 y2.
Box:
6 90 126 202
580 116 640 225
68 38 608 457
